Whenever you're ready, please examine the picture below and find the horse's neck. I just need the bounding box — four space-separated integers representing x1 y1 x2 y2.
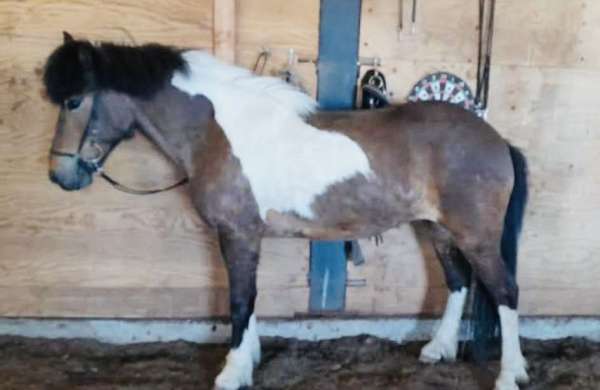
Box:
131 101 192 174
131 87 215 175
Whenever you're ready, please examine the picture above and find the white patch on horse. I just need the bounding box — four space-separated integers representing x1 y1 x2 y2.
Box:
172 51 372 219
495 306 529 390
420 287 468 363
215 314 261 389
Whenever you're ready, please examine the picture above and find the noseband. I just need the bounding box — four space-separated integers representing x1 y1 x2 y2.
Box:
50 141 104 174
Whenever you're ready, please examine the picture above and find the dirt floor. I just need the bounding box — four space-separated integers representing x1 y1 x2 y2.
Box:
0 335 599 390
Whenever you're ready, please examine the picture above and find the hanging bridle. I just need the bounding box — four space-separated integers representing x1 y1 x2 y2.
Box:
50 97 188 195
475 0 496 114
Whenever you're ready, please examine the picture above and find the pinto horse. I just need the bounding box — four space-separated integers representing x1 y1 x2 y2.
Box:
44 33 529 390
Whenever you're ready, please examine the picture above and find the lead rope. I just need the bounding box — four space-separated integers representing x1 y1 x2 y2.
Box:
50 149 188 195
99 170 188 195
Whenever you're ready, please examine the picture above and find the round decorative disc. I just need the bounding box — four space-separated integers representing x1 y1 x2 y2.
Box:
407 72 483 116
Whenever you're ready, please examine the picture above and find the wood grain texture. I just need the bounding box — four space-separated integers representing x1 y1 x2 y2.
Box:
213 0 237 62
0 0 313 319
354 0 600 316
2 0 599 319
235 0 319 96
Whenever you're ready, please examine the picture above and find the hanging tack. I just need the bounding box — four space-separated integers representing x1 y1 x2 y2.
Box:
411 0 418 34
360 69 389 109
475 0 497 118
397 0 404 39
252 48 271 75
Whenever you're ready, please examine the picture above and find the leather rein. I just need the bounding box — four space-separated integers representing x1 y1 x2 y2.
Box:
50 147 189 196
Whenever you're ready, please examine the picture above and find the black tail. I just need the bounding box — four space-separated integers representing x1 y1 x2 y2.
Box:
471 144 528 360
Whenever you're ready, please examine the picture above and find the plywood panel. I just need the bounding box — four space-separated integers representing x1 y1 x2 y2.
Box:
2 0 598 319
0 285 310 318
354 0 600 316
0 0 315 318
235 0 319 96
493 0 600 69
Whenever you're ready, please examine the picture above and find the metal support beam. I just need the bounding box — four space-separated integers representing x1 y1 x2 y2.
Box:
309 0 362 313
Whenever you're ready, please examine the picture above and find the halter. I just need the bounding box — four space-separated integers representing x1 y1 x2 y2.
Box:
50 148 189 195
50 96 188 195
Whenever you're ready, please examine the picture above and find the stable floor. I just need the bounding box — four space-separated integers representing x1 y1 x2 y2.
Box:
0 335 598 389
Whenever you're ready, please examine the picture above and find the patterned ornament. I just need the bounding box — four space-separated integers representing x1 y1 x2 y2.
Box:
407 72 484 117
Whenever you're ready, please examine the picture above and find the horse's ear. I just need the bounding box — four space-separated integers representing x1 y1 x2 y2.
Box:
63 31 74 43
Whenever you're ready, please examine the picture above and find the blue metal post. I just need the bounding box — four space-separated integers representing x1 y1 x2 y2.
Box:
309 0 362 312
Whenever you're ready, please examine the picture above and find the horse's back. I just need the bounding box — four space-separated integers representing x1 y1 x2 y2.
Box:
310 102 512 190
302 102 514 235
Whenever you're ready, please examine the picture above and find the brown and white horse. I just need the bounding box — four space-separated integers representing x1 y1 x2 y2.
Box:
45 33 529 390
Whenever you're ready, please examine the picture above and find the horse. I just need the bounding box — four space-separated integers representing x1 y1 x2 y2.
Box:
44 33 529 390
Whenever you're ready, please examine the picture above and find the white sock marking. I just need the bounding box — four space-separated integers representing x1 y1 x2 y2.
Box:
495 306 529 390
215 314 261 389
420 287 468 363
172 51 372 219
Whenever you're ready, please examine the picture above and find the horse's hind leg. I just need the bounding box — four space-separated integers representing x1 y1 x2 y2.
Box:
214 229 261 390
420 222 470 363
456 234 528 390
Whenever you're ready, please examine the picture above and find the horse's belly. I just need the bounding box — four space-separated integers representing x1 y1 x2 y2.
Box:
261 172 440 239
263 208 399 240
262 205 439 240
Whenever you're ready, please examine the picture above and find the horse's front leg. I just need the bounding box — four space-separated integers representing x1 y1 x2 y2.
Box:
214 229 261 390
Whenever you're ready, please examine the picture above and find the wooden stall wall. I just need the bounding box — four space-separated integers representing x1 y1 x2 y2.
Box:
0 0 318 318
350 0 600 316
1 0 598 319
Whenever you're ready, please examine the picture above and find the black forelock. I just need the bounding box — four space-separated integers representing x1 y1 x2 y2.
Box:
43 38 187 105
43 40 97 104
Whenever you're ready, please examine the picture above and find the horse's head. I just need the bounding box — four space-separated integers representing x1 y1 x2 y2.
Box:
45 32 136 191
47 91 136 191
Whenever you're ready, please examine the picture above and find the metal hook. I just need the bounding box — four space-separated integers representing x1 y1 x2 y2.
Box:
85 141 105 164
253 48 271 75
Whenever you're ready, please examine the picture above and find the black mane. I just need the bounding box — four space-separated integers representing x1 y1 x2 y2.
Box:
43 39 187 104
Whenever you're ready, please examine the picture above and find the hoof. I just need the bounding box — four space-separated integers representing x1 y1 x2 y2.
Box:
419 339 457 364
495 361 529 390
214 350 254 390
495 372 521 390
508 355 530 384
514 366 530 384
214 366 252 390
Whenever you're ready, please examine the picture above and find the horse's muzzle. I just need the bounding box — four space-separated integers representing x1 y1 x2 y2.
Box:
49 156 94 191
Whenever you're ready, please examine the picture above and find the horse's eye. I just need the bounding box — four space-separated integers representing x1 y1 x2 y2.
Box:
65 97 82 111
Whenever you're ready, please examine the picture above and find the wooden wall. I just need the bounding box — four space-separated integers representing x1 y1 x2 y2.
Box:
0 0 598 319
0 0 318 318
353 0 600 316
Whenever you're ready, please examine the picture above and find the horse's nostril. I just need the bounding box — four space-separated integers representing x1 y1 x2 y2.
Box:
49 171 58 184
